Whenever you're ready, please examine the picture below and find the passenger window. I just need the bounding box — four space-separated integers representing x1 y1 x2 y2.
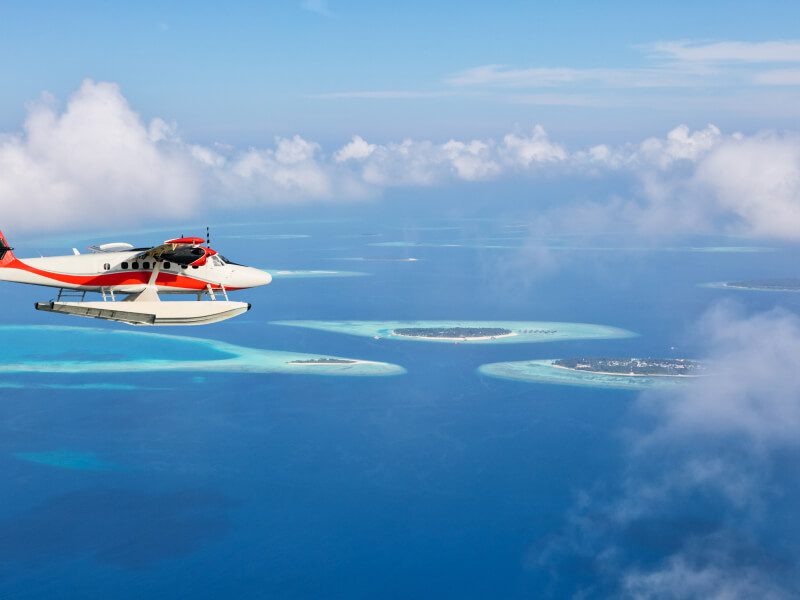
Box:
121 262 128 269
132 261 140 269
143 261 150 269
164 261 171 269
191 265 199 269
181 265 187 269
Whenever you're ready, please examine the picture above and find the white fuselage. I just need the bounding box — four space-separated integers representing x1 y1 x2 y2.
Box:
0 251 272 293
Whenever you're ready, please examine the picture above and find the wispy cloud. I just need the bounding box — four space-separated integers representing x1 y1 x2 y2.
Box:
309 90 455 99
446 64 698 89
645 39 800 63
312 39 800 107
503 92 616 107
447 41 800 92
301 0 334 18
754 68 800 85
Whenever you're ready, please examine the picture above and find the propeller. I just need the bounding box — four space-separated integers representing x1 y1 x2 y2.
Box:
206 226 210 246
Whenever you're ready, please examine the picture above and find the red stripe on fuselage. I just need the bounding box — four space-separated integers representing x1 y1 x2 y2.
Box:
6 259 237 291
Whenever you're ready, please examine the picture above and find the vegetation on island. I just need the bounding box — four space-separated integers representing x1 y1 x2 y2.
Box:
553 358 705 376
288 358 357 364
393 327 513 338
725 278 800 291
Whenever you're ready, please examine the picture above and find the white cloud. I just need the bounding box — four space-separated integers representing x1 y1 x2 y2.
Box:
446 64 694 89
0 80 199 230
331 126 564 186
754 68 800 85
501 125 567 166
0 81 570 231
563 124 800 240
334 135 375 162
646 40 800 64
536 305 800 597
225 136 332 199
2 81 800 241
568 123 723 170
693 132 800 239
638 123 722 167
442 139 502 180
623 549 791 600
607 126 800 240
0 80 358 230
647 305 800 445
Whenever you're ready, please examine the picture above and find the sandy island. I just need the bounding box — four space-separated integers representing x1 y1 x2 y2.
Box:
271 320 634 345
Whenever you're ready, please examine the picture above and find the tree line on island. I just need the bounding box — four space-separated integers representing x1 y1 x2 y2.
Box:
553 358 705 376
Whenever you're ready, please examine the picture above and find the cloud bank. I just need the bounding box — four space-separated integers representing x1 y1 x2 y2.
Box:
536 304 800 598
2 80 800 239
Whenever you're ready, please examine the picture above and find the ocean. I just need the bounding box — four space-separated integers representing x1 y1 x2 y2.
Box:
1 217 798 598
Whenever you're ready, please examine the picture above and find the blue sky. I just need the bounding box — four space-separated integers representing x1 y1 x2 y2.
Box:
2 1 800 146
1 1 800 236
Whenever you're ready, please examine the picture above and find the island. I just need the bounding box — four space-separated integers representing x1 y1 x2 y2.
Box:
479 357 704 389
393 326 516 340
724 278 800 291
553 357 705 377
288 358 357 364
271 320 636 345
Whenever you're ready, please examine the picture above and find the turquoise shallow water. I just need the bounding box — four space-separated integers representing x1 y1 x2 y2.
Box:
0 325 403 377
0 325 236 363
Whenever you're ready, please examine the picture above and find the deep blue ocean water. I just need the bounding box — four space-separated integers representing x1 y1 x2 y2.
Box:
2 217 799 598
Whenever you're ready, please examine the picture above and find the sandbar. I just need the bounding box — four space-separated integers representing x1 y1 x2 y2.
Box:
270 320 635 344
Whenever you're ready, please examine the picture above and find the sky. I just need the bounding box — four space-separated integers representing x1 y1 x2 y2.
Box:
0 1 799 235
1 1 800 145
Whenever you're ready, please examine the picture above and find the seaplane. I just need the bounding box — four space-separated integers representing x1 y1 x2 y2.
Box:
0 229 271 326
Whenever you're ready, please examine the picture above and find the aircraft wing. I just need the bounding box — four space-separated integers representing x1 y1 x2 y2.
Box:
88 242 134 253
